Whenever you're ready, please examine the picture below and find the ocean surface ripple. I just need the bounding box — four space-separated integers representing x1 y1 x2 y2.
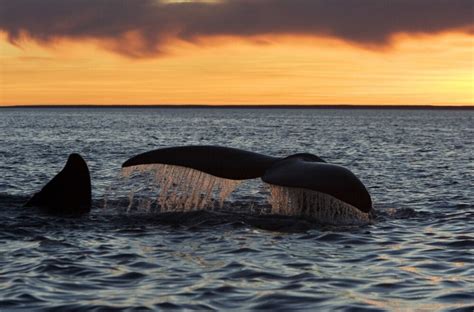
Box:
0 108 473 311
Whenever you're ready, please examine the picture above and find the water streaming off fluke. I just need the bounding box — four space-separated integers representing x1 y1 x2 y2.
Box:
103 164 371 225
267 185 371 225
104 164 242 213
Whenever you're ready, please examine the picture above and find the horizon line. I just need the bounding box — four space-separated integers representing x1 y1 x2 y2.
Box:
1 104 473 110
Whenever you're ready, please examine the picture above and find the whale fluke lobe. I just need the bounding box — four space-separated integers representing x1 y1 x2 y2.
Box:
263 157 372 213
25 153 92 215
122 145 279 180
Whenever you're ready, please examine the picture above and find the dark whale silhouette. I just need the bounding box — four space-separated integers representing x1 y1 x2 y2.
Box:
25 153 92 215
122 145 372 214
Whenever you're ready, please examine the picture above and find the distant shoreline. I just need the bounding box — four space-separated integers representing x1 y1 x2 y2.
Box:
1 104 473 110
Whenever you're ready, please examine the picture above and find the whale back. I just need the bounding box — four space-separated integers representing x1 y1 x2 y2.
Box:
25 153 92 215
122 145 278 180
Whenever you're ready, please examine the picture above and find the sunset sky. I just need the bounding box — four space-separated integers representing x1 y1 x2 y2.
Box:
0 0 473 106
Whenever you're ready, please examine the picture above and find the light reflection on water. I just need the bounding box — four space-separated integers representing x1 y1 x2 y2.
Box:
0 108 473 311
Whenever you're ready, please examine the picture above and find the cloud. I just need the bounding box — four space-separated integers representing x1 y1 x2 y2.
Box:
0 0 472 57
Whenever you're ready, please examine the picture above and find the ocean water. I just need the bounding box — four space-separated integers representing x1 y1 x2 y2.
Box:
0 108 473 311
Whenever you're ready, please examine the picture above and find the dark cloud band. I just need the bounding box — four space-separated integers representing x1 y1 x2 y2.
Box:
0 0 472 56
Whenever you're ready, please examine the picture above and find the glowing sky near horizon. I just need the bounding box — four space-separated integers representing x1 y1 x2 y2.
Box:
0 0 472 106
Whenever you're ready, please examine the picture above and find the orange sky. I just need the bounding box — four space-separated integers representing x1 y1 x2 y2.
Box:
0 32 472 106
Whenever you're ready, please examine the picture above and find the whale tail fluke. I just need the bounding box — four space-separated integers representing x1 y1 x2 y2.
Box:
122 146 372 216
